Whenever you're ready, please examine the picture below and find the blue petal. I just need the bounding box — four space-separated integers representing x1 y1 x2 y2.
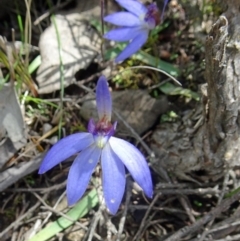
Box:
104 27 144 42
104 12 142 27
96 76 112 121
115 30 148 62
116 0 147 16
109 137 153 198
39 133 94 174
101 143 126 215
67 144 101 205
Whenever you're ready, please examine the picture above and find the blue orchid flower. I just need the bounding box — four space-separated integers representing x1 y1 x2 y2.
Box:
104 0 169 63
39 76 153 214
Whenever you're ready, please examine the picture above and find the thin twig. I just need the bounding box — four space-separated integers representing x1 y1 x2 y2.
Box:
156 188 220 195
83 176 104 241
116 178 132 241
163 191 240 241
0 201 41 238
132 193 161 241
215 234 240 241
86 209 102 241
33 0 73 25
113 110 154 157
198 170 230 241
118 66 181 86
208 220 240 234
5 181 67 193
179 196 196 223
41 190 66 228
32 192 102 240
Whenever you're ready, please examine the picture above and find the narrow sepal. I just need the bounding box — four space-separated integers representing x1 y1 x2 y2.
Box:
67 144 101 205
39 133 94 174
104 12 141 27
115 31 148 62
116 0 147 16
104 27 143 42
96 76 112 121
109 137 153 198
101 143 126 214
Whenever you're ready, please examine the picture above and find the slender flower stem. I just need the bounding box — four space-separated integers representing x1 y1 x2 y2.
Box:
100 0 105 60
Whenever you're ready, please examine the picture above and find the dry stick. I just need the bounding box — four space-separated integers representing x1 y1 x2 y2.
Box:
17 227 25 241
113 110 154 157
179 196 196 223
106 219 117 241
156 182 220 189
85 186 116 241
156 188 220 195
114 111 199 230
33 0 73 25
128 205 187 214
82 177 104 241
163 191 240 241
115 109 219 233
2 193 15 211
210 205 240 233
141 209 162 238
132 193 161 241
40 190 66 229
85 195 106 241
113 110 171 183
32 192 102 241
23 180 66 230
215 234 240 241
116 178 132 241
208 220 240 235
11 232 18 241
86 209 102 241
0 200 41 238
5 180 67 193
196 209 240 240
156 183 190 188
198 170 230 241
135 211 157 240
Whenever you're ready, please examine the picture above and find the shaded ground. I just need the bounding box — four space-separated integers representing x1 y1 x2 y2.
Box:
2 1 240 241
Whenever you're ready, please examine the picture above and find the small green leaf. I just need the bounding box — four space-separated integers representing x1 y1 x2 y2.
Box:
104 44 180 78
134 51 180 77
193 200 203 207
159 82 200 101
104 43 127 61
224 186 240 199
23 95 58 109
28 55 41 74
150 22 169 37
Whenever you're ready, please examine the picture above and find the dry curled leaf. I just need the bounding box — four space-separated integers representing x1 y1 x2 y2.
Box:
0 84 27 169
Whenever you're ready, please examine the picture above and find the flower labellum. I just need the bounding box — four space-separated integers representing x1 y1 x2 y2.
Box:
39 76 153 215
104 0 169 63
